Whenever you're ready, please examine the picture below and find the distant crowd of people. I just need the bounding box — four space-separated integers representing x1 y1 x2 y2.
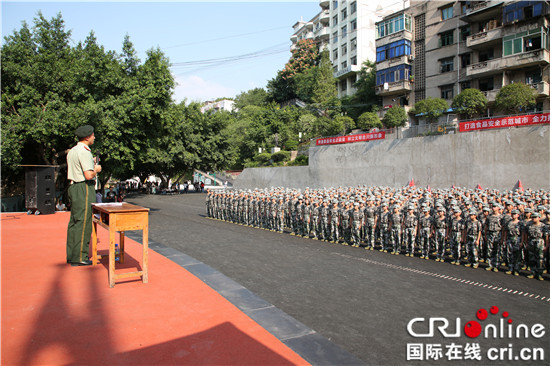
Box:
146 181 205 194
206 185 550 281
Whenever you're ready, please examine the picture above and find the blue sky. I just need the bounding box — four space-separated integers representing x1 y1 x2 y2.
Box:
2 0 320 103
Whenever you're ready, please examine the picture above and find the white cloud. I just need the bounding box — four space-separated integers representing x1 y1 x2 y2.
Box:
172 74 237 104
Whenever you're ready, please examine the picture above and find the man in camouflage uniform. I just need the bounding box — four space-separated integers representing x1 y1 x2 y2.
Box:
464 210 481 268
485 204 503 272
403 205 418 257
340 201 352 245
449 207 465 265
388 205 402 255
364 198 377 250
378 203 391 252
418 207 433 259
504 209 522 276
329 200 340 243
525 212 546 280
311 199 321 240
320 200 330 241
350 202 363 247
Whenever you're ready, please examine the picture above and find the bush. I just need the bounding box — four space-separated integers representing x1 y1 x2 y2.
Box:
382 106 408 127
254 152 272 165
284 139 299 150
288 155 309 166
271 150 291 163
357 112 383 130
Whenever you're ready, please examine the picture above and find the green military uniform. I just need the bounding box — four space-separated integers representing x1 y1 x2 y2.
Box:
66 125 97 264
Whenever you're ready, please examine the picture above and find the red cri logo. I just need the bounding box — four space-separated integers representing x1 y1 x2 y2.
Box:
464 306 512 338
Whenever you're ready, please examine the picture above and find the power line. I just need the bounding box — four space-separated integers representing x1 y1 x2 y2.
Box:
163 25 289 49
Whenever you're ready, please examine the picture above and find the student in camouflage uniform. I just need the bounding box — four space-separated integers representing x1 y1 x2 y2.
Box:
464 210 481 268
311 200 321 239
295 196 305 236
403 205 418 257
485 204 503 272
504 209 522 276
418 207 433 259
364 199 377 250
303 198 312 238
350 202 363 247
320 200 330 241
478 206 490 262
378 203 391 252
449 207 465 265
388 205 402 255
525 212 546 280
329 200 340 243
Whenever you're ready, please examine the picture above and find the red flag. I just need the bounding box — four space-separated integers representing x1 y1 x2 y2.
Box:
427 185 432 193
477 184 482 190
409 179 415 187
517 180 524 192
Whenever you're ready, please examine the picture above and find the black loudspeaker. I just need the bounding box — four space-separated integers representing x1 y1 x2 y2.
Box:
25 166 56 215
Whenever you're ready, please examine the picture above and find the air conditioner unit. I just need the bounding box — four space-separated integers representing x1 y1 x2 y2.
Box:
409 55 415 61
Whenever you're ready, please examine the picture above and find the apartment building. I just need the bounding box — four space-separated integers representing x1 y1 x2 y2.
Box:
291 0 405 98
200 99 236 114
375 0 550 121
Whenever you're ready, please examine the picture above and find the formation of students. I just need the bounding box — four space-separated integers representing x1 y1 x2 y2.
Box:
206 186 550 281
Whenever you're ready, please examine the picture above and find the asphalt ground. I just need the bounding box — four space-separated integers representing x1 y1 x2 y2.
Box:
127 193 550 366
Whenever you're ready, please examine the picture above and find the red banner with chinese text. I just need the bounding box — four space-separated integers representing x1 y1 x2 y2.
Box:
316 131 386 146
459 113 550 132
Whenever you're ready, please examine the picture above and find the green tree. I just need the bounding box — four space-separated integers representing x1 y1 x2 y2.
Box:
451 88 488 119
234 87 268 109
316 116 344 136
412 97 448 124
341 60 379 120
382 106 408 128
493 82 538 114
312 49 339 116
297 114 317 138
334 115 355 134
357 111 383 130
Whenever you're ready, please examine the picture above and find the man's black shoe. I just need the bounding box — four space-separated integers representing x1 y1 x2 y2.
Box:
71 260 93 266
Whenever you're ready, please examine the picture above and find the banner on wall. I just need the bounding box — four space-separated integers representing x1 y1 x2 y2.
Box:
316 131 386 146
459 113 550 132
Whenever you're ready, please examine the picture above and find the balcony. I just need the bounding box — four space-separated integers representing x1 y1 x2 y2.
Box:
529 81 550 96
466 27 502 49
319 0 329 9
481 89 499 102
503 49 550 70
375 80 413 96
376 55 413 71
319 10 330 23
334 64 360 79
466 58 503 77
314 26 330 40
290 34 298 42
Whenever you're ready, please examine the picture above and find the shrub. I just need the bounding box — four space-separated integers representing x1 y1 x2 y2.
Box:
271 150 291 163
357 112 383 130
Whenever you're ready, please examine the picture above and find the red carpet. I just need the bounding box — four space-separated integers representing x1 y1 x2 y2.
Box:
1 212 308 365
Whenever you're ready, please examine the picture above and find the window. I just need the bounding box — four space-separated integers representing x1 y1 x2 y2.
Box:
341 81 347 91
376 39 412 62
341 61 348 69
376 14 412 39
440 30 454 47
351 19 357 31
351 55 357 65
341 25 347 38
460 81 471 91
333 0 338 10
460 25 471 41
333 31 338 43
376 65 412 85
333 48 338 60
333 65 338 73
479 48 494 62
341 8 347 21
333 15 338 27
441 5 454 20
440 57 454 73
525 69 542 84
351 37 357 51
441 85 454 99
460 53 471 69
351 1 357 14
479 77 494 91
341 43 347 56
503 1 544 24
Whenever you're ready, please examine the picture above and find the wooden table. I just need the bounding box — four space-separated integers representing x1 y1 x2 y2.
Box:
91 203 149 288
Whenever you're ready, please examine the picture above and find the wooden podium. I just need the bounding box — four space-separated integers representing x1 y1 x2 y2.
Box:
91 203 149 288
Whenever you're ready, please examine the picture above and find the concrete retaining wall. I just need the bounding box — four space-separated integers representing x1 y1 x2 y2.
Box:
234 125 550 191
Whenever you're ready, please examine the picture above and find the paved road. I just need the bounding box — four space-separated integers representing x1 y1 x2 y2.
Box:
128 193 549 365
